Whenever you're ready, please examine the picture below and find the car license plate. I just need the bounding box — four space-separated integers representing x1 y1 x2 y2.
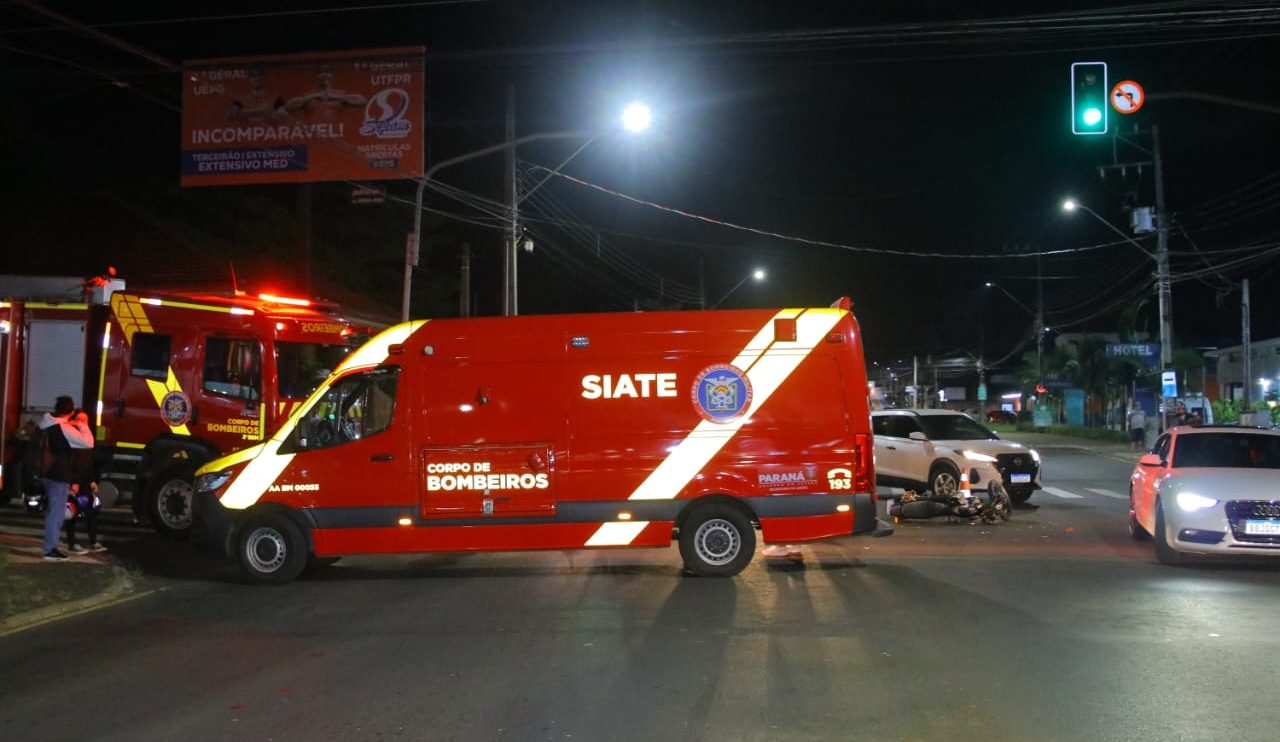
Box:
1010 473 1031 484
1244 520 1280 536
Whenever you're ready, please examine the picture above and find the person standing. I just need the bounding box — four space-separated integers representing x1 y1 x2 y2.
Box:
1127 401 1148 452
64 410 105 554
37 396 91 560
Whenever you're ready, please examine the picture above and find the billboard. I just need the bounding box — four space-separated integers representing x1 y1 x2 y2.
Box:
181 47 424 186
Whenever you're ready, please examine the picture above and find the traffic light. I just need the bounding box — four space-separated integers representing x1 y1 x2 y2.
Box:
1070 62 1108 135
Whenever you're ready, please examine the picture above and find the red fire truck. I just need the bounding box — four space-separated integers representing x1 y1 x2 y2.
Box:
192 299 885 583
1 276 372 535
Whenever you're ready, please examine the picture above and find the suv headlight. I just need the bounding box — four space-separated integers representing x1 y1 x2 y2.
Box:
962 450 998 463
194 470 233 494
1030 449 1041 463
1176 492 1218 512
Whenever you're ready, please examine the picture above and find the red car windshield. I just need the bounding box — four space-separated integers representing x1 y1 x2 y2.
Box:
1172 432 1280 469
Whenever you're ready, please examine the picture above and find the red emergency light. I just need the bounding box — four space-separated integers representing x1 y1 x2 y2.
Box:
258 293 311 307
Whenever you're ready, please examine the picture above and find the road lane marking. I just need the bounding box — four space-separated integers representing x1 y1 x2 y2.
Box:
1085 488 1126 500
1042 486 1084 499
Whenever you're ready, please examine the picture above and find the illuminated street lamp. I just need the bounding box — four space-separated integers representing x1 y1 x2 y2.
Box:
709 268 766 309
403 101 655 321
621 102 653 133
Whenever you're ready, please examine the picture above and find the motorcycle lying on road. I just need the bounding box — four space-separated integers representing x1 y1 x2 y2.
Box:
887 481 1012 525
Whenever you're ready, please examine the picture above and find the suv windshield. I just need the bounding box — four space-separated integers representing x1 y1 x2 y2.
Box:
276 341 352 399
918 414 997 441
1172 432 1280 469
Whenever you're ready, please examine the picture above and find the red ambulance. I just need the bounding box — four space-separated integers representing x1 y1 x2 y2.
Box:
191 299 884 582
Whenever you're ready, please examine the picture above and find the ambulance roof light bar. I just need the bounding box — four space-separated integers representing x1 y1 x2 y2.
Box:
258 293 311 307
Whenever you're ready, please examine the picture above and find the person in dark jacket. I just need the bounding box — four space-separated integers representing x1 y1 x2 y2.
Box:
37 396 94 561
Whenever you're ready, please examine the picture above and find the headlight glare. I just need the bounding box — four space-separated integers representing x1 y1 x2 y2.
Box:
1176 492 1218 512
1030 449 1041 463
962 450 998 463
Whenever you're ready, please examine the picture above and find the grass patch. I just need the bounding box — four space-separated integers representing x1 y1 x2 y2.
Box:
0 563 119 621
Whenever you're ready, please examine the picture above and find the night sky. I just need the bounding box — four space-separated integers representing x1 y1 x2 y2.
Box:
2 1 1278 371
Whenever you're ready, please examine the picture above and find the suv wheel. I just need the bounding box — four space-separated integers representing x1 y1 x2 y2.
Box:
928 462 961 497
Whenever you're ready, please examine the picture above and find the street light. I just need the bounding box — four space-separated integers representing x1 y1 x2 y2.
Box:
984 281 1034 316
985 281 1045 384
621 102 653 133
709 268 766 309
402 102 654 322
1062 199 1154 258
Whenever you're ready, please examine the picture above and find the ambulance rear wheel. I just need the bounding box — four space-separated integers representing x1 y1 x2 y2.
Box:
148 465 196 538
238 513 308 585
679 504 756 577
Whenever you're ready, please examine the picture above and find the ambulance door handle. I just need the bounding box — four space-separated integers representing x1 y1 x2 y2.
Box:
370 454 395 462
885 445 897 450
115 398 125 417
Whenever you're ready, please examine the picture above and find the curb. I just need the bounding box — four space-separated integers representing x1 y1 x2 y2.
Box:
0 566 156 637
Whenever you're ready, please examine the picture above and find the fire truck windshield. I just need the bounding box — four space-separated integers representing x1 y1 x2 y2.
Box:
275 341 352 399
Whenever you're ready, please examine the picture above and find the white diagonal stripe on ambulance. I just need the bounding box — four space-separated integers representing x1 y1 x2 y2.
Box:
220 321 426 511
586 308 845 544
586 521 649 547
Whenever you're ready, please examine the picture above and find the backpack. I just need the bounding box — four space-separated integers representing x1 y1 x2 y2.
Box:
21 425 54 494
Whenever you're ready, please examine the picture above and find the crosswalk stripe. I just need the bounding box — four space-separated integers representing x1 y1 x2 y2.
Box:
1085 487 1127 500
1042 486 1084 499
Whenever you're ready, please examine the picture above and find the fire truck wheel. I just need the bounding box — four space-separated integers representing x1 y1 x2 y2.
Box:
679 504 756 577
238 513 308 584
148 465 196 538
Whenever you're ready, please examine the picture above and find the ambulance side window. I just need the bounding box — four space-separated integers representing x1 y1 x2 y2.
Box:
130 333 171 379
204 337 261 401
288 368 399 452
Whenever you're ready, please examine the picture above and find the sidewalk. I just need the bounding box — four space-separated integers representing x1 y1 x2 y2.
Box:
998 429 1144 464
0 527 143 636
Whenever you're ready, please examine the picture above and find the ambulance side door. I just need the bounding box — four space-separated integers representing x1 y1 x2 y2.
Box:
278 367 412 516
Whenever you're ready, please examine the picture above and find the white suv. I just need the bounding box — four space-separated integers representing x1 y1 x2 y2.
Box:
872 409 1042 503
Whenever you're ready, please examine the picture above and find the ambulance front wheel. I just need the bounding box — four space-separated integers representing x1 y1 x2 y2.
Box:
679 504 756 577
237 512 308 585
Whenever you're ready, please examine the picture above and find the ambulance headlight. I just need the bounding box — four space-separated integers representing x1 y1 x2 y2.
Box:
961 450 998 463
195 470 234 494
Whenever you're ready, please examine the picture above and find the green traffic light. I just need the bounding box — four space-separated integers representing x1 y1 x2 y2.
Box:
1070 61 1108 135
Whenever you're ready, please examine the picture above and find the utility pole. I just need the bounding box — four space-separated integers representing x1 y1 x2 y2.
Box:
1035 253 1044 383
1242 278 1252 408
1094 124 1174 429
912 356 919 409
1152 125 1174 430
503 84 518 317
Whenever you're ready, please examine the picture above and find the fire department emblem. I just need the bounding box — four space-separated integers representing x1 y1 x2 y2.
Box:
160 391 192 428
692 364 752 424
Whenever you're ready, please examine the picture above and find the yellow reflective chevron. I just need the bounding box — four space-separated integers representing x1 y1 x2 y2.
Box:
110 294 191 435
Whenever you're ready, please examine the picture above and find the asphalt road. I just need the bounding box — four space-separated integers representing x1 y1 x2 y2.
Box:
2 445 1279 742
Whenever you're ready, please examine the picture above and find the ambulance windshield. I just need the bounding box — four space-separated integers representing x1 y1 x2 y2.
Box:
276 342 352 399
